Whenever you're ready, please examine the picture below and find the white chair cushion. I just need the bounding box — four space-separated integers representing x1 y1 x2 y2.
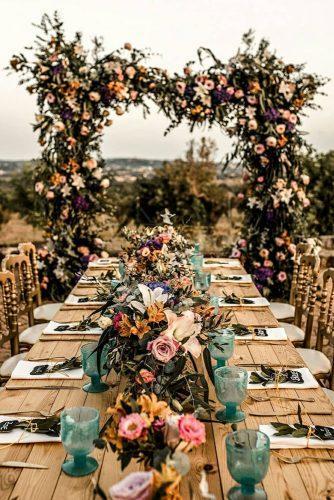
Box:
322 388 334 405
297 348 331 375
269 302 295 320
279 322 305 342
19 323 48 345
0 353 26 378
34 303 62 321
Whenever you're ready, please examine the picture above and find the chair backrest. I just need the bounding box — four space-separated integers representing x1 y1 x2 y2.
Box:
18 242 42 305
290 242 313 305
294 253 320 346
316 268 334 351
0 271 20 355
1 253 34 326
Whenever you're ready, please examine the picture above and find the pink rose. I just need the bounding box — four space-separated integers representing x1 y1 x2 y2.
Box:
46 93 55 104
176 81 186 94
238 239 247 248
147 335 179 363
277 271 287 282
266 136 277 147
289 113 297 124
257 176 264 183
254 144 265 155
178 415 206 447
109 471 153 500
118 413 147 440
234 89 244 99
248 119 258 130
204 79 215 90
263 259 273 267
237 192 245 200
276 124 286 134
247 95 257 105
135 369 156 385
125 66 136 79
231 248 241 258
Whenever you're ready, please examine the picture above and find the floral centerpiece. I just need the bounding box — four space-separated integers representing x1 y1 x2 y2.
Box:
100 392 205 475
92 281 227 412
120 214 193 283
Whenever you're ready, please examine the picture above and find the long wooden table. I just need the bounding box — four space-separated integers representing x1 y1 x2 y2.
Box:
1 261 334 499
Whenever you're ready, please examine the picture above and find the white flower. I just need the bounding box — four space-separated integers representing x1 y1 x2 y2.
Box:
280 188 293 204
162 309 202 358
301 174 310 185
138 284 168 307
100 178 110 188
278 81 296 101
71 173 85 189
93 168 103 180
61 184 72 197
35 181 44 193
97 316 113 329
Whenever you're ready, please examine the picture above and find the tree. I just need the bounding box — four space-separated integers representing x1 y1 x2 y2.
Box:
123 138 231 227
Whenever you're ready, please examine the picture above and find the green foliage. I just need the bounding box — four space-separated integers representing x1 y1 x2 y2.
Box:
122 138 230 227
304 151 334 235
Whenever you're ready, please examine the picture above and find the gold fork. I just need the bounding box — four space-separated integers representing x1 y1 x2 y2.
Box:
274 453 334 464
0 405 65 417
248 394 315 403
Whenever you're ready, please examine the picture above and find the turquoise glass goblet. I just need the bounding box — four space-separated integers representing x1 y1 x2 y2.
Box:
194 270 211 291
61 407 100 477
208 329 235 368
118 261 126 279
226 429 270 499
214 366 248 423
81 341 109 393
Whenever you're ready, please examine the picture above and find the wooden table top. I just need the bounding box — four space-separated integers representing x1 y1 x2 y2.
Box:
1 260 334 499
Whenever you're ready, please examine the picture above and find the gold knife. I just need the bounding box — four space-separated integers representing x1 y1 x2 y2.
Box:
6 385 81 390
0 461 49 469
249 410 332 416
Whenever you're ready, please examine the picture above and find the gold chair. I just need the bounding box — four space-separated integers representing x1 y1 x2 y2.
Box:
18 241 62 321
279 253 320 345
2 254 48 345
0 271 26 380
269 242 312 322
297 268 334 388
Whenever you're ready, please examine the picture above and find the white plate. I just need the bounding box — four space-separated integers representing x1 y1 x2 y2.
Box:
211 274 252 284
235 327 287 341
64 294 105 306
218 297 270 307
43 321 102 336
247 367 319 390
11 360 84 380
0 416 61 444
260 424 334 449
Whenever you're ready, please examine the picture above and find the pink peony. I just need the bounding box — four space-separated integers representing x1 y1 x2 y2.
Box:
118 413 147 440
178 415 206 446
147 335 179 363
109 471 153 500
277 271 287 282
135 369 156 385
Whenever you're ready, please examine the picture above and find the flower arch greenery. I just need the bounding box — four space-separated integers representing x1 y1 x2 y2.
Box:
9 13 326 299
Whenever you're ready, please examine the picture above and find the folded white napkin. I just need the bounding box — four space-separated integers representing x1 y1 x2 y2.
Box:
235 327 287 341
64 294 105 306
247 367 319 390
11 360 84 380
43 321 103 336
218 297 270 307
88 258 118 268
211 274 252 283
260 424 334 449
203 259 241 269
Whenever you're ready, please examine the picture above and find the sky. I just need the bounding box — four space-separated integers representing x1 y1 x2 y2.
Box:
0 0 333 161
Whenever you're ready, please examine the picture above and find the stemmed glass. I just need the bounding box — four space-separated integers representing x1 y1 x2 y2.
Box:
61 407 100 477
226 429 270 499
208 329 235 368
81 341 109 393
194 270 211 291
214 366 248 423
118 261 126 280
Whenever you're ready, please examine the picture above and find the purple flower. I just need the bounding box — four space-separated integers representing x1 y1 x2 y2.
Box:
264 108 280 122
145 281 171 293
52 64 63 75
60 108 73 121
254 266 274 283
212 88 232 104
74 195 90 211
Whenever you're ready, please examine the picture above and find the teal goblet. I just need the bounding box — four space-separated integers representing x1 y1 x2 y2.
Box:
190 243 204 271
194 270 211 291
226 429 270 499
81 341 109 393
214 366 248 423
208 329 235 368
61 407 100 477
118 261 126 279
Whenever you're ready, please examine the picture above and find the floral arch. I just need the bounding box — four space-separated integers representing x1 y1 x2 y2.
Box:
10 13 326 299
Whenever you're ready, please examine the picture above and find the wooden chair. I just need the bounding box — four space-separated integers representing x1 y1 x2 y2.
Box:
279 253 320 345
1 254 34 326
1 254 48 346
18 241 42 305
297 268 334 387
18 241 62 321
270 242 312 321
0 271 26 380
